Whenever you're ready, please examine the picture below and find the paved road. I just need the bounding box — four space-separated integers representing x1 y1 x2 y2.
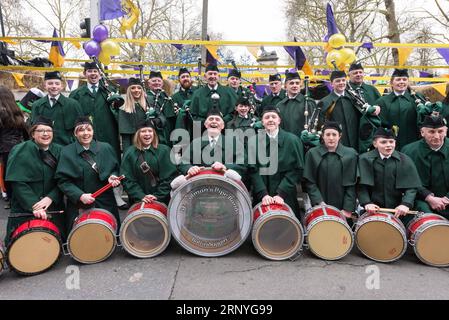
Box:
1 201 448 300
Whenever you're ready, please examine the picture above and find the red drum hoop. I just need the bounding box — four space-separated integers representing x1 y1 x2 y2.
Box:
120 201 170 258
407 213 449 267
169 168 252 257
355 212 407 262
252 202 304 260
304 205 353 260
7 219 61 275
66 208 117 264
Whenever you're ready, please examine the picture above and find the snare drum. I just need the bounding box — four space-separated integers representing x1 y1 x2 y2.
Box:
355 212 407 262
252 202 304 260
120 201 170 258
407 213 449 267
169 169 252 257
66 208 117 264
6 219 61 275
304 205 353 260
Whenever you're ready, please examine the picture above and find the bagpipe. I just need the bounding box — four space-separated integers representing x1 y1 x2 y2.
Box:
345 84 381 153
410 88 443 126
138 64 168 130
300 76 322 148
91 57 124 109
230 60 261 115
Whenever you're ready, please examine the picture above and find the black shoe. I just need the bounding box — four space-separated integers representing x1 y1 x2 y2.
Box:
118 202 130 210
4 201 11 209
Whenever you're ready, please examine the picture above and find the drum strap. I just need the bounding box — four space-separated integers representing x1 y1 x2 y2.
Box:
138 152 158 187
39 150 57 169
80 151 99 174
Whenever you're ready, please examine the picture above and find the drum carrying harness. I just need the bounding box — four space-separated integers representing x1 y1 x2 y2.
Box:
138 151 159 187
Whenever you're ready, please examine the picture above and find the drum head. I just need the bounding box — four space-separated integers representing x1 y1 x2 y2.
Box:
68 223 116 264
416 224 449 267
8 231 60 275
254 216 302 260
356 221 405 262
121 214 170 258
308 220 353 260
169 174 252 257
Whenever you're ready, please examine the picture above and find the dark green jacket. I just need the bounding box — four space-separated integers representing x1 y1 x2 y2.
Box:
118 103 148 152
31 95 83 146
320 91 360 150
55 140 120 227
402 139 449 200
358 149 421 208
69 85 120 157
120 144 177 205
376 91 424 150
5 140 65 244
303 144 358 212
190 84 238 124
261 89 286 109
171 86 197 108
178 133 247 177
248 129 304 216
276 93 317 138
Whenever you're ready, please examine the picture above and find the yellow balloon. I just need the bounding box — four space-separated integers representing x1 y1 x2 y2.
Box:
100 39 121 56
340 48 356 64
98 51 111 65
328 33 346 49
326 50 343 68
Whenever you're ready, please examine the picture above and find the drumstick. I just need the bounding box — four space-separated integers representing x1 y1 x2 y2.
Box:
8 210 64 219
377 208 420 215
91 175 125 198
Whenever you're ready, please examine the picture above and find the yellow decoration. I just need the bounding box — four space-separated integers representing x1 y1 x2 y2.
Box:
120 0 140 34
326 50 344 68
98 51 111 65
101 39 121 56
328 34 346 49
340 48 356 64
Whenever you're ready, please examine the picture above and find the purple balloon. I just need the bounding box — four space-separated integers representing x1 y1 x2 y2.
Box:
93 24 109 43
84 40 101 57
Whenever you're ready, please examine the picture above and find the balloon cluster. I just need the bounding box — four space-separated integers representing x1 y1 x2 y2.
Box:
325 34 356 70
83 24 121 65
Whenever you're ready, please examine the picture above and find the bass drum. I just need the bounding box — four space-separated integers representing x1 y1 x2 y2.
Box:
407 213 449 267
120 201 170 258
7 219 61 275
252 202 304 260
168 169 252 257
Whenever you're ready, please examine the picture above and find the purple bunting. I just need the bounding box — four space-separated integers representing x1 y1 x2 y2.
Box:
361 42 374 52
116 78 129 88
51 29 65 56
67 79 74 90
172 44 184 50
369 73 380 85
324 3 339 41
284 38 309 71
255 84 269 98
100 0 126 21
419 71 431 78
437 48 449 65
321 70 331 76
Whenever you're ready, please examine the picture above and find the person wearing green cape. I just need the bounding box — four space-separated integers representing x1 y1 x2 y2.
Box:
259 73 286 115
358 127 422 225
375 69 428 150
303 121 358 221
55 116 122 230
5 116 65 244
248 105 304 218
189 64 237 127
31 71 83 146
119 77 168 152
120 119 177 206
402 115 449 218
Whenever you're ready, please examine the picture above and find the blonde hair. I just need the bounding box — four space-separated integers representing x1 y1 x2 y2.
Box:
133 127 159 150
122 85 147 113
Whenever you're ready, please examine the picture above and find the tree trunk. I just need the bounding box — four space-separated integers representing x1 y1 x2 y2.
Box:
384 0 400 65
